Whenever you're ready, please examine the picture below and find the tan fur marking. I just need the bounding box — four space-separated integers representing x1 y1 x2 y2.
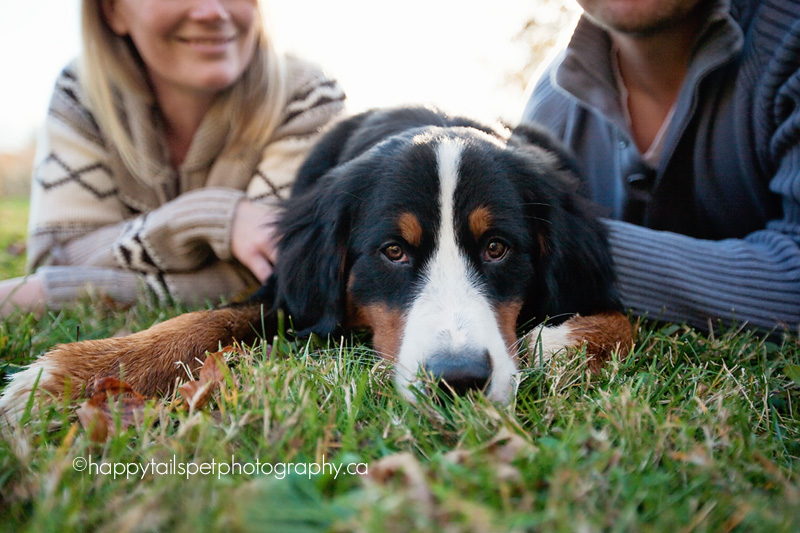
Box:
563 311 635 372
398 212 423 247
468 206 493 241
345 272 405 360
494 301 523 352
348 303 405 361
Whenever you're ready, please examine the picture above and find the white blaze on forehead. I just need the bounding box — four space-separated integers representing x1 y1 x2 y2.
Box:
434 139 462 270
395 136 517 403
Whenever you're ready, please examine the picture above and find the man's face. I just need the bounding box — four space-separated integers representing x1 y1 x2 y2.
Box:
576 0 711 36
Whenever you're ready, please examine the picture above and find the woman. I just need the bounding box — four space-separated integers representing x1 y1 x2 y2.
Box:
0 0 345 315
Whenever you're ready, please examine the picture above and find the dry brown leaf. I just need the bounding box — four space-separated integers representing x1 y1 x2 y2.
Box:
178 349 232 411
366 452 434 518
669 446 711 467
177 380 215 411
76 377 148 442
5 242 26 257
444 429 535 483
76 404 108 443
484 429 536 463
86 377 141 398
199 350 227 384
445 429 535 465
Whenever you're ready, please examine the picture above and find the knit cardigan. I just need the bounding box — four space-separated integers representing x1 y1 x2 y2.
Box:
523 0 800 332
28 55 345 308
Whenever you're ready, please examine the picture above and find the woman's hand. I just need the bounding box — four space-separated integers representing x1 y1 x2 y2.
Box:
231 200 280 283
0 275 45 317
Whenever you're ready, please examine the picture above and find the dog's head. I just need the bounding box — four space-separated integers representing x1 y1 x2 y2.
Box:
274 108 618 403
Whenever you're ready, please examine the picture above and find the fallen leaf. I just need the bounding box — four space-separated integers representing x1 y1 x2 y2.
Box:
76 377 148 442
177 380 214 412
445 428 535 465
199 350 227 384
5 242 26 256
484 429 536 463
86 377 141 399
444 429 536 483
178 348 233 411
669 447 711 467
76 404 108 443
365 452 434 519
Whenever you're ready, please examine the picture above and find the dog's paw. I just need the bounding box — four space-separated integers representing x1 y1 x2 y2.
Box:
526 321 574 365
526 312 633 371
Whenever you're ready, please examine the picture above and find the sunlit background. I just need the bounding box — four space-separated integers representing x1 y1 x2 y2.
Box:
0 0 580 193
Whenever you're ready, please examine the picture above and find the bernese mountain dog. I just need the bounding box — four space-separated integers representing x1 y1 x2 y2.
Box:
0 107 632 418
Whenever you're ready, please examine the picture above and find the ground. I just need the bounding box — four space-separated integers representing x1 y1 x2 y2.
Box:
0 197 798 531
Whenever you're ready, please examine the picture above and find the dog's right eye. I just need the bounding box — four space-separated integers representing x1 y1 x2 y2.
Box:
382 243 409 264
483 239 509 262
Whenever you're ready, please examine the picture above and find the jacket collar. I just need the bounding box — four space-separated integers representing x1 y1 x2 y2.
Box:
551 0 743 135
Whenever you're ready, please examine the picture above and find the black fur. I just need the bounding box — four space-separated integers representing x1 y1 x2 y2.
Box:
260 107 620 337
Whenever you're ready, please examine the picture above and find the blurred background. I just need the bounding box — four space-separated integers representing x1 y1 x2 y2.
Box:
0 0 580 199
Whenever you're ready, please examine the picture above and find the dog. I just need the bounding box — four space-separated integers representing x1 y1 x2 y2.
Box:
0 107 633 419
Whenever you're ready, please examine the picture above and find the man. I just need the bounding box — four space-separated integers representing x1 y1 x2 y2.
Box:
523 0 800 332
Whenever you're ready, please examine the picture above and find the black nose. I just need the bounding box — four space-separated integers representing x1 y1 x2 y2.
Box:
423 350 493 396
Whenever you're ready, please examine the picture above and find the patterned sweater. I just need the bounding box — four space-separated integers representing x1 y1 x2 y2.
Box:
523 0 800 331
28 55 346 308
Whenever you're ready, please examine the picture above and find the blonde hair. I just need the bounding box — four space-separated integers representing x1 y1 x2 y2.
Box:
79 0 288 177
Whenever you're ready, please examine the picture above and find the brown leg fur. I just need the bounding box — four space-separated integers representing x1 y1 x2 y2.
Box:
562 312 635 372
0 304 270 421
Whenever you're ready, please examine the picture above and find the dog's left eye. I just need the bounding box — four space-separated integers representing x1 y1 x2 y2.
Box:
483 239 509 262
382 243 409 264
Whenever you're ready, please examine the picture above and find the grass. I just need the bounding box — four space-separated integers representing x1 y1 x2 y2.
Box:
0 199 798 531
0 197 29 278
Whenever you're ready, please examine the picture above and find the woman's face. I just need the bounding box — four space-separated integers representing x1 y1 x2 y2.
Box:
102 0 260 97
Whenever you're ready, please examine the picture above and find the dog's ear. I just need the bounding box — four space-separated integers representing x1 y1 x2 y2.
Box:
292 111 374 196
275 112 380 336
274 163 368 337
511 144 621 324
510 122 583 178
534 183 620 318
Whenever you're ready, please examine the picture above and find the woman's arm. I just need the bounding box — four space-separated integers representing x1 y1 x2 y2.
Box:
0 260 260 317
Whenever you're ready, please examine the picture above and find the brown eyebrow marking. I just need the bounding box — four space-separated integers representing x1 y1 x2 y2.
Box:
398 212 423 247
469 206 493 241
